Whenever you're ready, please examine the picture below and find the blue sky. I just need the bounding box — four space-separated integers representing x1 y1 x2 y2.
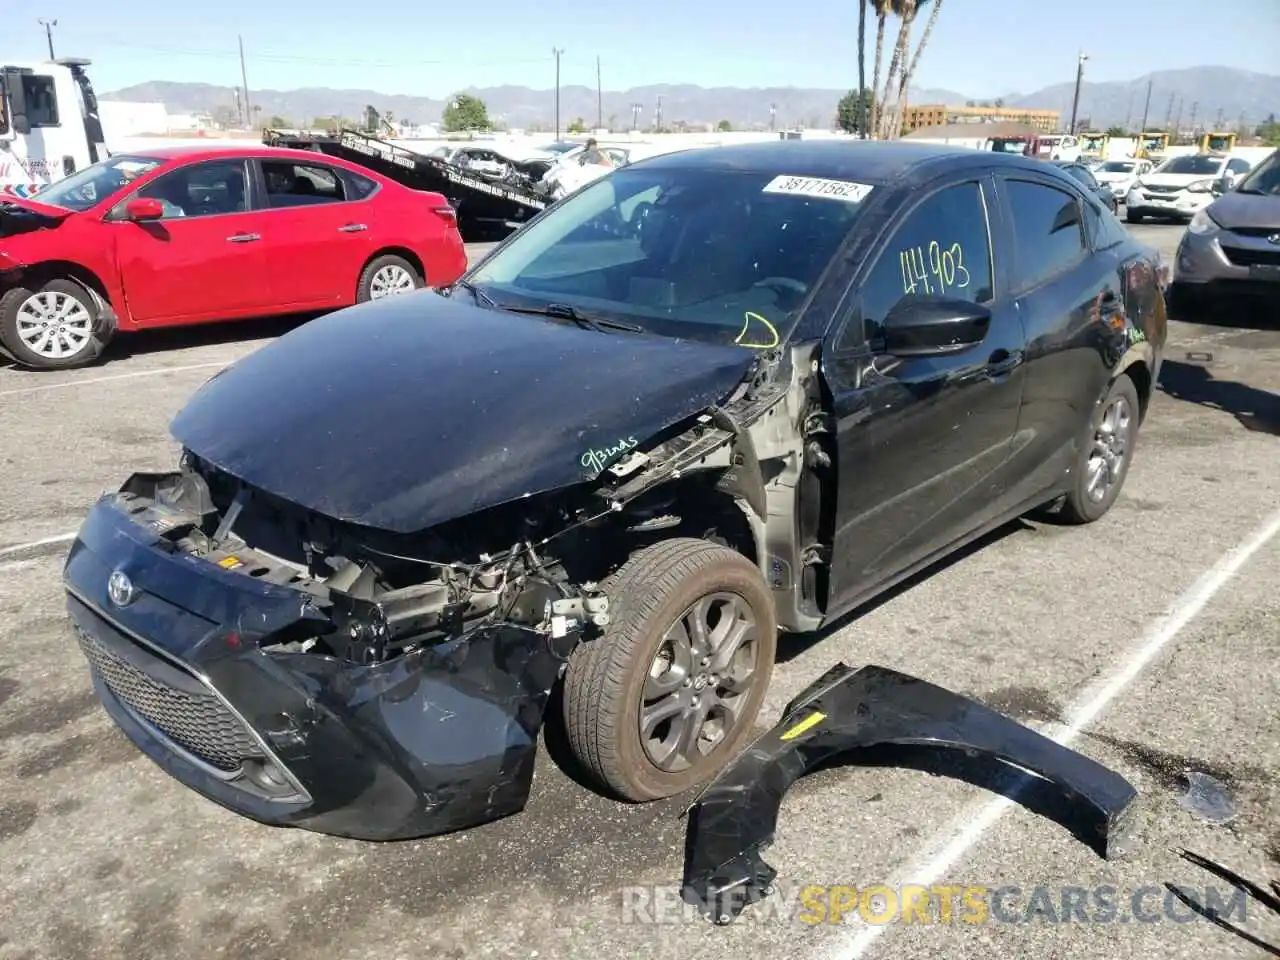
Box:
11 0 1280 97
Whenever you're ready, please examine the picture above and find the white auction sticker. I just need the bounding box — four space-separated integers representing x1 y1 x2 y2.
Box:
761 175 875 203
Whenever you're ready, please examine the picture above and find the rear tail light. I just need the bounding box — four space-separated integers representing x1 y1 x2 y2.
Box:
433 204 458 224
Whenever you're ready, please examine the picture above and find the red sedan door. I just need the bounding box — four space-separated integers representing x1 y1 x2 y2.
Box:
253 157 375 308
112 157 275 325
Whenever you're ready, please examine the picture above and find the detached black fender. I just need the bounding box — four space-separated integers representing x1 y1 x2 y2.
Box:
680 663 1138 923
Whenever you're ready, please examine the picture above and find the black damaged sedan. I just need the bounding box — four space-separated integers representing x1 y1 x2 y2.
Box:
63 140 1167 840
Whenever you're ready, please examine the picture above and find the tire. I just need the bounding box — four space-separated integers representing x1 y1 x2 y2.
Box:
1125 209 1143 224
356 254 423 303
0 278 109 370
1166 282 1206 321
562 537 778 802
1054 374 1142 525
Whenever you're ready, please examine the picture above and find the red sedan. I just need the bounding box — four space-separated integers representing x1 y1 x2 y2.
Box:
0 144 467 369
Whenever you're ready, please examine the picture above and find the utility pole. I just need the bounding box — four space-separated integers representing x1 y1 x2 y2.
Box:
1173 98 1183 141
769 103 776 132
630 102 641 132
1188 100 1198 137
1068 51 1087 135
595 56 602 131
238 35 252 128
1139 78 1153 134
1163 92 1175 129
552 48 564 137
38 19 57 59
1123 86 1136 132
654 94 663 132
1214 107 1224 128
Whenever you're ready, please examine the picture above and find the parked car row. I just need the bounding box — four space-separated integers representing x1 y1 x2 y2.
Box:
0 143 467 368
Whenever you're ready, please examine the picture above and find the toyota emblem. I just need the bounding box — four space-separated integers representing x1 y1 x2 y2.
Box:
107 570 136 607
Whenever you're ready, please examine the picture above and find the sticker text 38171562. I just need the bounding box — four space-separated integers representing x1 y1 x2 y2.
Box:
900 241 970 297
761 175 875 204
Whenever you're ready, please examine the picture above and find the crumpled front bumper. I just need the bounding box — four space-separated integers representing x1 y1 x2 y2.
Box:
680 663 1138 923
63 493 573 841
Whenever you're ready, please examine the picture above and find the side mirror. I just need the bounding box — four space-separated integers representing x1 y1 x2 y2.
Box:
1211 175 1230 196
881 296 991 357
1 70 31 135
124 197 165 221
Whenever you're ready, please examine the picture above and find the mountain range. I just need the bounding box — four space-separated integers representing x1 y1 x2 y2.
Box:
103 66 1280 132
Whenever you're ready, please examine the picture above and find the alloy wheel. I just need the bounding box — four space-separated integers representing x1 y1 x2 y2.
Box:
368 264 416 299
16 291 93 360
1085 393 1134 503
639 592 759 772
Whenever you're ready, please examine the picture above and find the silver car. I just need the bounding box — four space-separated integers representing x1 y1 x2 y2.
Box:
1168 149 1280 313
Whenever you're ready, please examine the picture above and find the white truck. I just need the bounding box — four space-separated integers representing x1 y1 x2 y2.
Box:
1 57 108 198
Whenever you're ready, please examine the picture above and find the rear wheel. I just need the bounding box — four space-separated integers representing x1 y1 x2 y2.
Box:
562 538 777 802
1125 208 1143 223
1053 374 1142 524
356 254 423 303
0 278 110 370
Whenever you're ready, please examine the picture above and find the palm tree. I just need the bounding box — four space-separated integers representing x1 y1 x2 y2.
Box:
877 0 914 139
857 0 868 137
869 0 894 137
889 0 944 138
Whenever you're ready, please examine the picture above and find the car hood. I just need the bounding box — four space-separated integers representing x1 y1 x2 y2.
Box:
1094 170 1136 183
1208 191 1280 231
0 197 73 241
169 292 758 534
1141 172 1219 188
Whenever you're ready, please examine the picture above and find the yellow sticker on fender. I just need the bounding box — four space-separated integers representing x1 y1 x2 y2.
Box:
217 556 244 569
780 710 827 741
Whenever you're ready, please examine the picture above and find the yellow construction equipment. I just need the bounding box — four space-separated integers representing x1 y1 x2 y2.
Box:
1138 131 1169 157
1199 131 1237 153
1080 132 1110 158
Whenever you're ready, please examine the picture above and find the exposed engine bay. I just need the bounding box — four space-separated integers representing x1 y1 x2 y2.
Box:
115 339 828 670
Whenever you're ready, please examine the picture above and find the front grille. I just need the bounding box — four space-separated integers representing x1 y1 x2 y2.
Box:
1228 226 1280 239
1143 185 1181 194
1221 246 1280 268
75 626 262 773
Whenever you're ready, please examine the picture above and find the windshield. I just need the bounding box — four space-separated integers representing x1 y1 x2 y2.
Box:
466 165 871 347
1235 150 1280 195
1100 161 1135 173
1155 155 1224 176
32 155 165 211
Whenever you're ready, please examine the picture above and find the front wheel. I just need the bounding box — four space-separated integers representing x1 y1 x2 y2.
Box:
356 254 424 303
1125 209 1143 223
562 538 777 802
0 278 110 370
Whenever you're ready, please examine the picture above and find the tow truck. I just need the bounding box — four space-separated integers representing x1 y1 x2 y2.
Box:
1 57 108 197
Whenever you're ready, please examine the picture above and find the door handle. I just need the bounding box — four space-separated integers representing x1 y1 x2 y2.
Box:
985 349 1023 380
227 233 260 243
338 223 368 233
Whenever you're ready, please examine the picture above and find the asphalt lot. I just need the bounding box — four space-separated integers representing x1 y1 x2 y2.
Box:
1 227 1277 960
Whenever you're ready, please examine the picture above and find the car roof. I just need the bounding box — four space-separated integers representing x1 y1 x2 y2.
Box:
632 139 1057 185
124 143 357 166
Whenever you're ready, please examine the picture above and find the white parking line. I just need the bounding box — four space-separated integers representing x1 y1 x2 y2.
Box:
0 361 229 398
0 531 76 557
821 504 1280 960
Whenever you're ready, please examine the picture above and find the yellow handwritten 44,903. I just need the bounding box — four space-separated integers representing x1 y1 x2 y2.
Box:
900 241 970 297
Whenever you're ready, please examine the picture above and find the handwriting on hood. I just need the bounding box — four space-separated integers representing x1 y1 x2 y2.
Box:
581 436 638 476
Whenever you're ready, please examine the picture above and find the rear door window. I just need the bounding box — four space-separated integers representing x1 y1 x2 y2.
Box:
1003 179 1087 293
261 161 348 207
835 180 995 353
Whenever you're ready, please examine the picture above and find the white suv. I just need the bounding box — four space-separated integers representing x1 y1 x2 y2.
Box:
1126 153 1253 224
1093 158 1153 203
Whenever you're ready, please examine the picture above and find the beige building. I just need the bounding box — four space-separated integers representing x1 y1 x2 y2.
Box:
902 104 1060 134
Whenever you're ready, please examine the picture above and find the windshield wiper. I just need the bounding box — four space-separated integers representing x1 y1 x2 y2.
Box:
1233 187 1267 195
452 279 499 308
499 302 644 334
